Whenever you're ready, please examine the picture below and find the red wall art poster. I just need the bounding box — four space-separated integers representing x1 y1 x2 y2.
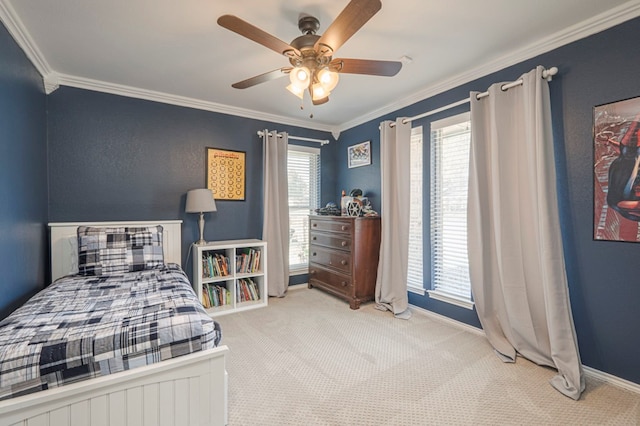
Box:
594 95 640 242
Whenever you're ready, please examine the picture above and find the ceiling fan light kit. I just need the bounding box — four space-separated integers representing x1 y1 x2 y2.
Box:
217 0 402 106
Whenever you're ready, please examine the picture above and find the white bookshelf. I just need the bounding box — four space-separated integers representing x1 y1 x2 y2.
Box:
192 239 267 317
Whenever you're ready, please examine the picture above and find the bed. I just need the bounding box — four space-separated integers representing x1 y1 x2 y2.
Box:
0 221 229 426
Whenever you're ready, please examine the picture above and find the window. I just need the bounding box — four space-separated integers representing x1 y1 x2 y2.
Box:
407 126 424 294
288 145 321 273
428 112 474 309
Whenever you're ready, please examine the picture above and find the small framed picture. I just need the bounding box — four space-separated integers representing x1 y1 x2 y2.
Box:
206 148 246 201
347 141 371 168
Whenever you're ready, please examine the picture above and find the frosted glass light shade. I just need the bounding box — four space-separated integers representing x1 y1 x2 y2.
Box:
317 68 339 92
289 66 311 90
311 83 330 101
286 83 305 99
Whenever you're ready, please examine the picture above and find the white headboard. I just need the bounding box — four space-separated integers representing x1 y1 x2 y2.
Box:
48 220 183 282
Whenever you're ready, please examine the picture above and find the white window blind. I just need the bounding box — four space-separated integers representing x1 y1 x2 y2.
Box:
288 145 321 273
407 126 424 293
429 112 473 307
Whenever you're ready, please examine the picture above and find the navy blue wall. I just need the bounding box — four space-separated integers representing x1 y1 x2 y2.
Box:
46 87 333 281
0 23 48 318
329 17 640 384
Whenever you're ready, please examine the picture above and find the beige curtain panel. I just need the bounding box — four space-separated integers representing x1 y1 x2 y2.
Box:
467 66 584 399
375 118 411 319
262 130 290 297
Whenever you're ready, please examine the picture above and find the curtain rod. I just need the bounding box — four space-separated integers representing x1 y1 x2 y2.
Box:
257 130 330 145
390 66 558 127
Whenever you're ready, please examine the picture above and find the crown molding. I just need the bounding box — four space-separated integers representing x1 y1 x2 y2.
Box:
43 72 60 94
56 73 337 133
336 0 640 133
0 0 54 82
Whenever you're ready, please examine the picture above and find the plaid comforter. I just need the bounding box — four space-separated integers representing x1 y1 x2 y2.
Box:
0 264 221 400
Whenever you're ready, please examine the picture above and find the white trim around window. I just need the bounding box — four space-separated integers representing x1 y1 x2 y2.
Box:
427 290 475 310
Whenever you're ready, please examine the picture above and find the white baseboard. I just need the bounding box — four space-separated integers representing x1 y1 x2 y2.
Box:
582 365 640 394
410 303 484 336
409 303 640 395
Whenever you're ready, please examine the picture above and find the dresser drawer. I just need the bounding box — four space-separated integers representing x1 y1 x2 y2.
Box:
310 218 352 234
310 232 351 251
310 245 352 274
309 264 352 295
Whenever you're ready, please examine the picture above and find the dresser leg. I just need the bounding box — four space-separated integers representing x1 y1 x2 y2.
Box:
308 282 313 289
349 299 361 310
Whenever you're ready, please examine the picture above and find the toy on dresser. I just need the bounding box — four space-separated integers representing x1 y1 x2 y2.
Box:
340 188 378 217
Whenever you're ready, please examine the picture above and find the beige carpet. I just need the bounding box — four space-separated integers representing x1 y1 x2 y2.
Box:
215 287 640 425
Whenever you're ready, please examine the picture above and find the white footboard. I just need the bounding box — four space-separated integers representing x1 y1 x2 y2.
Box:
0 346 229 426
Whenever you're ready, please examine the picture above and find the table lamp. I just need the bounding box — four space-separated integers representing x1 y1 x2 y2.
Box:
185 188 217 245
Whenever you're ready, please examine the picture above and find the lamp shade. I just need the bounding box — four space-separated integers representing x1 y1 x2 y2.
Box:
185 189 217 213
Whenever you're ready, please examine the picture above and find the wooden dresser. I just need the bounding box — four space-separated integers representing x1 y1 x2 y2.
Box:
308 215 381 309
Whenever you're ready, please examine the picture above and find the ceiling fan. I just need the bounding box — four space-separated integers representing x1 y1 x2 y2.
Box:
217 0 402 106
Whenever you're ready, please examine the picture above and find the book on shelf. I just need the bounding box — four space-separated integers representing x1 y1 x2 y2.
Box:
202 283 231 308
235 248 261 274
250 250 260 274
250 278 259 300
242 280 251 301
207 283 215 307
236 277 260 303
202 252 231 279
202 285 211 308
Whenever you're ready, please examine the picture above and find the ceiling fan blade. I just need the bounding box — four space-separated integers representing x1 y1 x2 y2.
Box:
314 0 382 56
231 68 292 89
331 58 402 76
218 15 300 57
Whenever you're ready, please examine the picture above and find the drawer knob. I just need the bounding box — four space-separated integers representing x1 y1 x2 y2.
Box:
313 223 317 227
312 252 317 256
310 270 316 275
341 260 347 266
341 225 347 231
341 281 347 287
341 241 347 247
312 236 317 240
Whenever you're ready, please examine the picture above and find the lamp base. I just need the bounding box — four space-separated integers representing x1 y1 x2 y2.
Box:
197 212 207 245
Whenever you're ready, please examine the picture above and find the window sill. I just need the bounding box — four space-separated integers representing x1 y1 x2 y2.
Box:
427 290 475 310
408 286 426 296
289 267 309 276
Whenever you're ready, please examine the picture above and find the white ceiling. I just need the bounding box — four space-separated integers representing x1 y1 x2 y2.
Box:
2 0 639 134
